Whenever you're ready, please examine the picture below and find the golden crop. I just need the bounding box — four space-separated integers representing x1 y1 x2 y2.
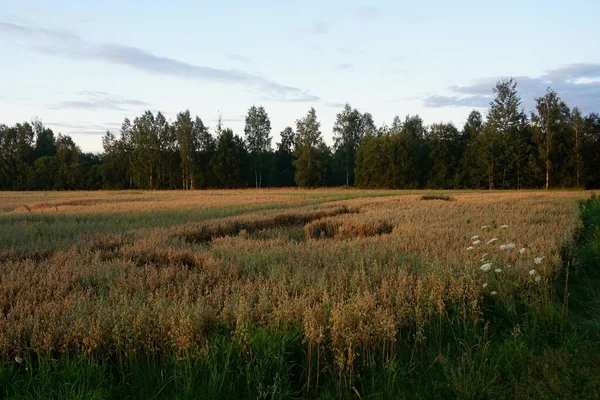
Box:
0 190 588 375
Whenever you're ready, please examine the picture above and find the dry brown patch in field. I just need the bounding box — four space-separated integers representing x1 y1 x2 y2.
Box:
421 194 456 201
304 218 394 239
0 189 365 215
171 204 357 243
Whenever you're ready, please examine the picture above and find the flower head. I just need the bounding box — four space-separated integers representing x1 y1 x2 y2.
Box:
529 269 536 276
481 225 489 229
491 291 497 296
473 240 481 245
534 257 544 265
495 268 502 273
466 246 474 251
480 263 492 272
487 238 499 244
500 225 509 229
500 243 516 250
535 275 541 282
519 248 526 254
471 235 480 240
482 283 488 288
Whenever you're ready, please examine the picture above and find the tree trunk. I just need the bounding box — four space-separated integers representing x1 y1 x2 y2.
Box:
545 160 549 190
259 153 262 188
191 166 195 190
346 151 349 187
545 125 550 190
575 125 580 187
488 160 494 190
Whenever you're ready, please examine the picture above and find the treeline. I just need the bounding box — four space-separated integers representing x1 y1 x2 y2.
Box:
1 78 600 191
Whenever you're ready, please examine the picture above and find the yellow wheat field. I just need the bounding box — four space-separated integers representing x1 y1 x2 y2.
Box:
0 189 589 372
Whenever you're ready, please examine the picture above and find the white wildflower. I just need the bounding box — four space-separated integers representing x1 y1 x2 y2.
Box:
495 268 502 273
481 225 489 229
500 243 516 250
491 291 497 296
487 238 499 244
535 275 542 282
534 257 544 265
466 246 474 251
471 235 480 240
519 247 526 254
500 224 509 229
529 269 536 276
473 240 481 245
480 263 492 272
482 283 488 288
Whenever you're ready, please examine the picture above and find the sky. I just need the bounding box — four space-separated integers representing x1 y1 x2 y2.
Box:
1 0 599 153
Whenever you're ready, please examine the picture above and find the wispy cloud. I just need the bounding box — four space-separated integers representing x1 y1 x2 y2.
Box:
47 121 122 130
64 130 108 136
1 20 319 103
335 63 354 71
324 101 346 108
423 63 600 112
311 20 330 35
52 91 150 111
423 95 491 108
355 6 380 19
45 121 123 138
226 53 251 63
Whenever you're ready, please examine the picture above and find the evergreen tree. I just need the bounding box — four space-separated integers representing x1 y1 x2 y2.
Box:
211 128 247 188
275 127 296 187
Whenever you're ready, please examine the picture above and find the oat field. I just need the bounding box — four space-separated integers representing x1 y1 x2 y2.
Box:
1 189 599 399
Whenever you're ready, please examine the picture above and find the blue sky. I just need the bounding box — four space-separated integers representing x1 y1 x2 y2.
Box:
1 0 599 152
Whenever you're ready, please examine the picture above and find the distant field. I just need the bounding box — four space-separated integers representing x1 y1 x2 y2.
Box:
0 189 598 399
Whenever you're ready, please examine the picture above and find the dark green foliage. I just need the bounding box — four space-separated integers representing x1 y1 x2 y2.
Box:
2 79 600 191
294 108 327 187
244 105 272 188
425 122 463 188
211 128 247 188
274 127 296 187
354 115 428 188
332 103 375 186
531 88 572 189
